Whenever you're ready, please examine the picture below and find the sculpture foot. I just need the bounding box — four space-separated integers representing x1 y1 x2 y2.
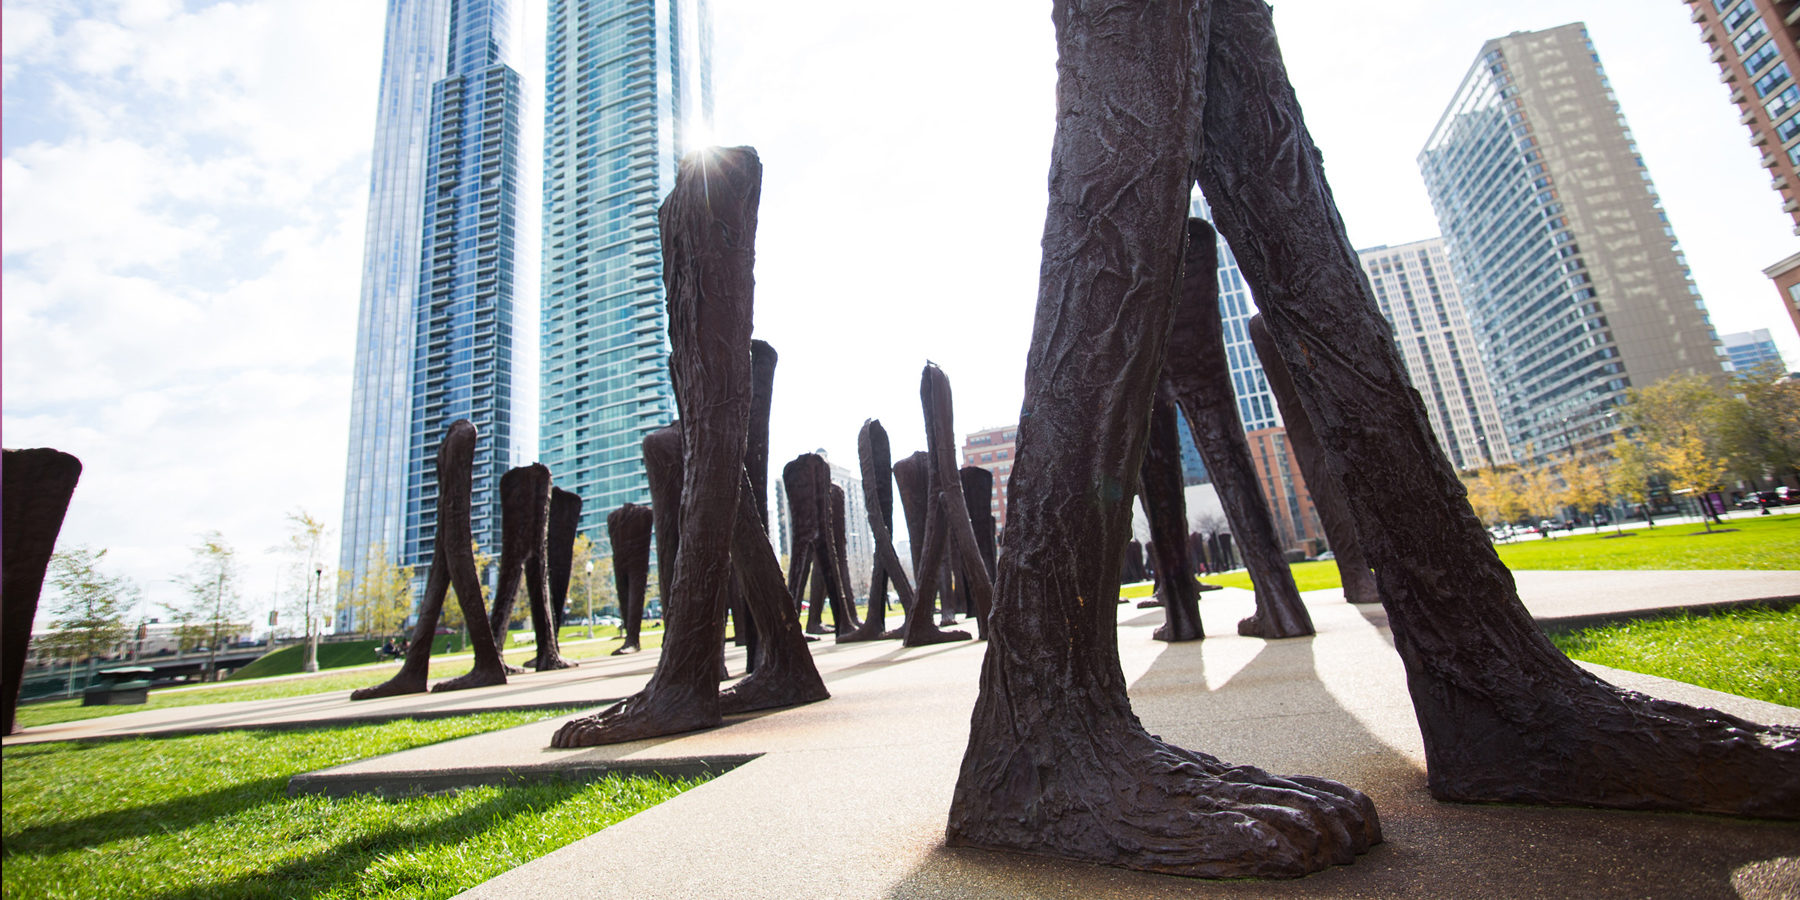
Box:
949 728 1379 878
903 626 971 648
549 694 721 748
1197 582 1224 592
805 623 830 635
430 666 508 693
1236 613 1313 640
879 628 906 640
610 643 641 656
535 655 576 672
1422 676 1800 818
719 667 830 715
350 672 427 701
1137 599 1164 609
501 662 529 675
1153 620 1203 643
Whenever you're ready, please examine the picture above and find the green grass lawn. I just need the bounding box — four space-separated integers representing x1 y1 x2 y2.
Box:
14 627 667 730
1551 606 1799 708
1202 513 1800 593
2 711 701 899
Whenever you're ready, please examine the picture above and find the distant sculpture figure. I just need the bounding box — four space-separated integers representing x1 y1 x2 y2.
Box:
960 465 998 588
733 340 779 656
488 463 572 672
356 420 510 699
1165 219 1312 640
840 419 910 642
547 488 583 630
1247 315 1379 605
1139 383 1204 641
782 454 853 636
946 1 1377 876
829 483 862 633
1194 0 1796 816
907 364 995 640
552 146 827 748
1119 539 1147 585
607 502 653 655
2 448 82 734
891 449 966 644
644 423 683 627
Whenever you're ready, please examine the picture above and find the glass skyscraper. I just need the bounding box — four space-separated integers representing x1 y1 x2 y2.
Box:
1420 23 1726 462
339 0 523 627
400 0 525 577
339 0 451 628
539 0 712 546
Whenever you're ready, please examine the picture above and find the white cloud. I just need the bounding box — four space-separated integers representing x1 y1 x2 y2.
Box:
4 0 381 622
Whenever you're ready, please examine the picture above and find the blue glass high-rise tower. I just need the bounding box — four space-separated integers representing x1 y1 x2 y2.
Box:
400 0 525 577
339 0 452 629
340 0 523 628
539 0 713 546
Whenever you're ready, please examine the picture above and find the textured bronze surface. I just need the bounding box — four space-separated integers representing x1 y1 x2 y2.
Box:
2 448 82 733
1247 314 1379 605
1196 0 1797 817
1166 218 1312 639
552 147 761 747
945 1 1377 877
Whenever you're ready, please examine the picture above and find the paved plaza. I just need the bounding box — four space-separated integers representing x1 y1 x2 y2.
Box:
7 570 1799 898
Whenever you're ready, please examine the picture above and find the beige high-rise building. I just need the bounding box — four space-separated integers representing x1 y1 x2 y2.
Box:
1421 23 1729 461
1359 238 1515 470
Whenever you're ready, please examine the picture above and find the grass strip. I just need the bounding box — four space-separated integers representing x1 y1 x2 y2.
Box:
14 628 667 730
1201 514 1800 593
2 711 701 899
1550 605 1799 708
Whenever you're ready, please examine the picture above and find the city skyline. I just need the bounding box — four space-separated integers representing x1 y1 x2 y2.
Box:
1422 22 1728 462
5 0 1795 622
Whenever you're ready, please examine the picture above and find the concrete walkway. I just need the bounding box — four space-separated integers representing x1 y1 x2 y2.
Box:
8 570 1799 898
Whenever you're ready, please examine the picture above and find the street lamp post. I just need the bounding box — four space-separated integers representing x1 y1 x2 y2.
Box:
302 564 321 673
583 560 595 641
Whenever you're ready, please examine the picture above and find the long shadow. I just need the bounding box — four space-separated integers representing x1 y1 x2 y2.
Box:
141 780 603 900
5 777 290 858
882 630 1413 897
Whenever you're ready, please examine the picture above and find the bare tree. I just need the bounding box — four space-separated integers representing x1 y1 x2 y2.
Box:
172 531 244 679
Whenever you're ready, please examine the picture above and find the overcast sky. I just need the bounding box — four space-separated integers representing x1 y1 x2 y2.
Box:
5 0 1795 628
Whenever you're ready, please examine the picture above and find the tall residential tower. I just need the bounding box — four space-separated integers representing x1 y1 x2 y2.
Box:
539 0 713 546
339 0 450 627
1420 23 1727 462
398 0 526 578
1358 238 1514 471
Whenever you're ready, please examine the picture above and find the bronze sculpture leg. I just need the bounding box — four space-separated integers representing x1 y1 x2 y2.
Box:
428 420 512 693
1196 0 1797 816
1140 381 1204 641
1246 315 1379 605
547 487 583 629
551 146 760 747
1165 219 1312 639
945 0 1377 876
